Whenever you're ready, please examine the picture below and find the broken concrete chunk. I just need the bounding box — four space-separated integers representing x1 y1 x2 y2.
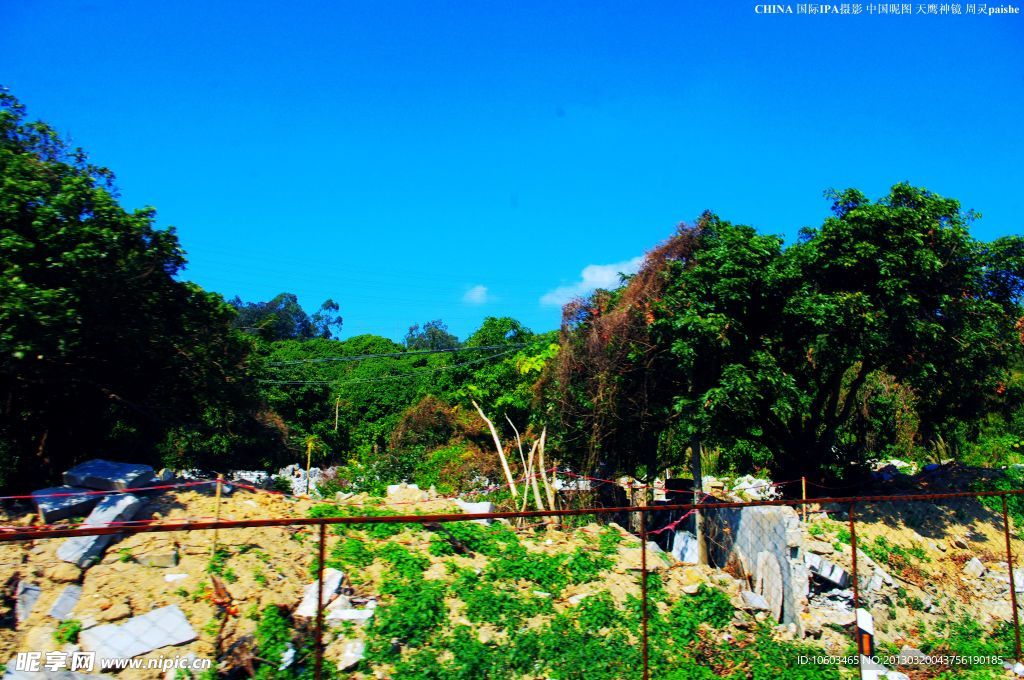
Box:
326 608 375 623
337 639 365 671
671 530 698 564
63 459 155 491
740 590 771 611
49 585 83 621
15 582 41 625
805 553 851 588
453 499 494 525
294 568 344 618
56 494 143 569
135 545 179 568
79 605 196 659
963 557 986 579
31 486 101 523
805 540 835 555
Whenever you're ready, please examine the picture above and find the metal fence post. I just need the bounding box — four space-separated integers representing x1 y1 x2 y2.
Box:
1002 494 1023 662
641 505 649 680
849 501 861 676
315 521 327 679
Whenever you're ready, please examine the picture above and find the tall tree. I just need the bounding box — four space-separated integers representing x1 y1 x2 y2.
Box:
0 89 280 486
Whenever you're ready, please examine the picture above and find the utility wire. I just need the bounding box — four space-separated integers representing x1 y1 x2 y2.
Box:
263 343 529 366
258 347 521 385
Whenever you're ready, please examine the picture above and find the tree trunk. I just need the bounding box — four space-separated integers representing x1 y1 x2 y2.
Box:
691 436 708 565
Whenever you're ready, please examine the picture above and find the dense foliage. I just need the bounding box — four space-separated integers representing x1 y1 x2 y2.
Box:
554 188 1024 482
3 87 1023 492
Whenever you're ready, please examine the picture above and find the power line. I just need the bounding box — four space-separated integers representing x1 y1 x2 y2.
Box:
262 343 529 366
258 347 520 385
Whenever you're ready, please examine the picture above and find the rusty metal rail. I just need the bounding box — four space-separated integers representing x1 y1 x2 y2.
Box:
3 488 1024 678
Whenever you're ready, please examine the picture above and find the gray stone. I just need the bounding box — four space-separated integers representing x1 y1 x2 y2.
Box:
136 547 178 568
325 608 374 623
48 585 83 621
805 540 835 555
56 494 143 568
31 487 101 523
645 541 664 556
740 590 770 611
295 568 344 618
898 646 926 666
963 557 986 579
755 551 784 622
704 504 805 627
79 605 196 659
15 581 41 624
63 459 154 491
454 499 494 525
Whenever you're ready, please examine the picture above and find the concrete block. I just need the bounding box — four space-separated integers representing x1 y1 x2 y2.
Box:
48 585 83 621
964 557 986 579
671 530 698 563
63 459 154 491
15 582 41 624
454 499 494 525
805 553 851 588
79 605 196 659
740 590 770 611
337 640 365 671
136 547 178 568
31 487 100 523
56 494 143 568
294 569 344 618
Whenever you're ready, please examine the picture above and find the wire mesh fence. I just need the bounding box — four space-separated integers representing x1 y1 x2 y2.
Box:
2 489 1024 678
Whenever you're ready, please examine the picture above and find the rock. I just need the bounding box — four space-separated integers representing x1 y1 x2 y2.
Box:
136 544 178 568
755 552 784 622
79 605 196 659
49 585 83 621
923 463 940 472
805 540 835 555
155 468 176 483
567 593 589 605
884 672 910 680
336 640 365 671
97 602 131 622
163 573 188 583
55 494 143 568
740 591 770 611
932 541 947 553
31 487 101 523
453 499 494 525
953 536 970 550
44 563 82 584
63 459 155 491
681 583 702 595
15 581 41 624
385 483 427 503
1014 661 1024 677
963 557 986 579
732 475 778 500
645 541 664 556
294 569 345 618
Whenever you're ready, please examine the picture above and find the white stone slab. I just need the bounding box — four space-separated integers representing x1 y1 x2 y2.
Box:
79 605 196 659
294 569 344 618
48 585 83 621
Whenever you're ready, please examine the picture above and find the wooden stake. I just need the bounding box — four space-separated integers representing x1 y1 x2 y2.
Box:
472 400 518 499
334 396 340 432
211 473 224 560
802 476 807 523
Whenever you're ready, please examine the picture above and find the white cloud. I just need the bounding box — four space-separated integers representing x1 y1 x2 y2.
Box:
540 255 645 307
462 284 492 305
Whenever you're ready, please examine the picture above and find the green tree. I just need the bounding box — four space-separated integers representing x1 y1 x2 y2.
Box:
230 293 342 341
405 319 459 351
554 185 1024 482
0 89 281 486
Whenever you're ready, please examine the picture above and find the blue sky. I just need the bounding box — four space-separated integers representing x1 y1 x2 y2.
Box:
2 1 1022 341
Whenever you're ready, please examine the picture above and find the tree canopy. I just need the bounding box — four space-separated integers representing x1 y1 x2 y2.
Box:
0 90 285 485
553 185 1024 482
